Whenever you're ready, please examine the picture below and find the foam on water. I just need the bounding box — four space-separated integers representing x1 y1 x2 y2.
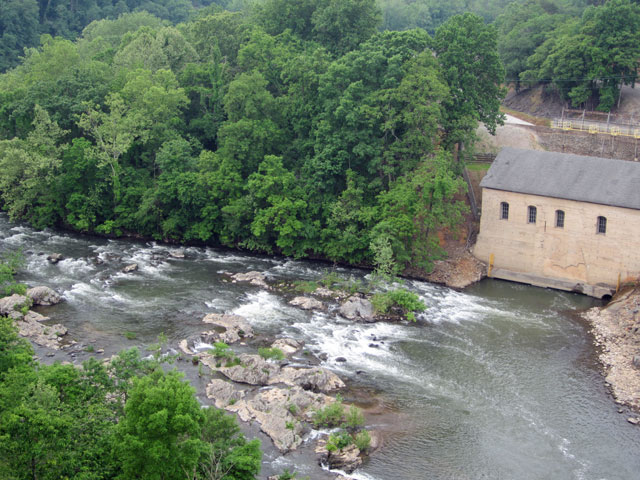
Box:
232 291 302 328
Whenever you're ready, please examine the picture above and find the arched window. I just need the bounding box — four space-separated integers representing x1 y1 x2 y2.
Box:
597 216 607 234
528 206 537 224
500 202 509 220
555 210 565 228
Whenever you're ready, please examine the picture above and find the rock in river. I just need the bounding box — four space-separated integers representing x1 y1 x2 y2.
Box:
339 296 374 322
0 294 30 316
27 286 63 306
47 253 63 264
122 263 138 273
289 296 325 311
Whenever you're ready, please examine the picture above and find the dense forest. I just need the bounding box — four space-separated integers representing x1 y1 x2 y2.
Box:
1 0 639 276
0 0 507 275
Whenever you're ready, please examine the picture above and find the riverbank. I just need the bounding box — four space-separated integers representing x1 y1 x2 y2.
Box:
582 286 640 418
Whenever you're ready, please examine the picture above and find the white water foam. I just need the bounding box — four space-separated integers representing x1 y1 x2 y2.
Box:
232 291 301 328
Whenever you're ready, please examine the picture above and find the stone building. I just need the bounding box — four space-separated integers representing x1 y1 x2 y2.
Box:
473 147 640 298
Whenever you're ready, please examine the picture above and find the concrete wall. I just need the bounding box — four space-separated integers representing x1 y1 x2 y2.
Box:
529 126 640 162
474 188 640 297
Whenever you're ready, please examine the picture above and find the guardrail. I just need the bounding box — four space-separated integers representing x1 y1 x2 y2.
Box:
552 118 640 138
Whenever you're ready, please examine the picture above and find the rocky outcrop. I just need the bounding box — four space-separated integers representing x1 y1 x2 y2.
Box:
168 249 185 259
229 271 269 288
271 338 303 356
47 253 63 264
27 286 63 306
122 263 138 273
271 366 345 392
289 296 325 310
15 313 67 349
0 294 30 316
339 296 374 322
582 286 640 411
205 379 246 409
208 352 345 393
223 386 332 453
201 313 253 343
217 354 280 385
315 439 362 473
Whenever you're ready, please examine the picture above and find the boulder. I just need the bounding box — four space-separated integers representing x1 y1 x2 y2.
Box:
179 339 193 355
169 249 185 259
633 355 640 369
289 296 325 311
315 440 362 473
218 354 279 385
230 271 269 288
0 294 30 316
47 253 63 264
271 338 303 356
270 366 345 393
26 286 62 306
122 263 138 273
205 379 246 409
201 313 254 343
24 310 49 322
339 296 374 322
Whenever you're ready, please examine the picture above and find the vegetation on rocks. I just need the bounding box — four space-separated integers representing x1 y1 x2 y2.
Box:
371 288 426 321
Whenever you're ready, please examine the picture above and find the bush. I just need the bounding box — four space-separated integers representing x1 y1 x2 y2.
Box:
345 404 365 430
354 430 371 451
209 342 240 366
258 347 285 361
0 250 26 298
326 430 352 452
312 394 344 428
371 288 426 321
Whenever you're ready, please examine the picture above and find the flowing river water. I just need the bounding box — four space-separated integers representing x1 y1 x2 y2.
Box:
1 213 639 480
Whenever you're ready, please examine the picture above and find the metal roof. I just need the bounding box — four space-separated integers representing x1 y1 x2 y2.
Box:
479 147 640 210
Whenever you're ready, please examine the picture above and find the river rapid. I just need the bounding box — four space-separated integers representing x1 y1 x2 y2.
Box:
2 214 639 480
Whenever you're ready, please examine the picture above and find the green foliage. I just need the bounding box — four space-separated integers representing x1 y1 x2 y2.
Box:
0 250 26 297
312 394 345 428
371 288 426 321
354 429 371 451
124 331 136 340
345 404 365 430
0 0 495 279
258 347 285 361
326 430 352 452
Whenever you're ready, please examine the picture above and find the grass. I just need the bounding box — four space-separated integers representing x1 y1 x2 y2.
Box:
124 331 136 340
465 162 491 171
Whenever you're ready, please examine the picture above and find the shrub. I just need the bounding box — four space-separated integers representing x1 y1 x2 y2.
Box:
292 280 318 293
345 405 365 430
124 331 136 340
287 403 298 415
326 430 352 452
371 288 426 321
258 347 285 361
209 342 239 366
354 430 371 451
312 394 344 428
0 250 26 298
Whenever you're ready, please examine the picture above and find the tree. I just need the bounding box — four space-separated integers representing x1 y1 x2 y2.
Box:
372 150 467 271
0 0 40 72
114 369 206 479
433 13 505 148
0 105 67 226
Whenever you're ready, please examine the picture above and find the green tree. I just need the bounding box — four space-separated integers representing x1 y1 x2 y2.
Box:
114 369 206 479
433 13 505 148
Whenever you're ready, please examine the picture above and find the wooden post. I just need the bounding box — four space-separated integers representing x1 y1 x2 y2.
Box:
488 253 494 277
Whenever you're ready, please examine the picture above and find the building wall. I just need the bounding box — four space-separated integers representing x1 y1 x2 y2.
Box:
473 188 640 296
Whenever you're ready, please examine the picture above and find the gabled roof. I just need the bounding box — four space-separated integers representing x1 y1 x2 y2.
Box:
480 147 640 210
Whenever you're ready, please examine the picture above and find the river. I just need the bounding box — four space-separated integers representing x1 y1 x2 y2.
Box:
1 214 639 480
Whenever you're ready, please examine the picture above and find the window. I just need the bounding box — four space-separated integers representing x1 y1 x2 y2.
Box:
500 202 509 220
528 206 537 224
555 210 565 228
597 216 607 234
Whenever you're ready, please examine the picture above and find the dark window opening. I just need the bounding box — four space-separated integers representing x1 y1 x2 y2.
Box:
597 216 607 234
528 206 537 224
555 210 565 228
500 202 509 220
